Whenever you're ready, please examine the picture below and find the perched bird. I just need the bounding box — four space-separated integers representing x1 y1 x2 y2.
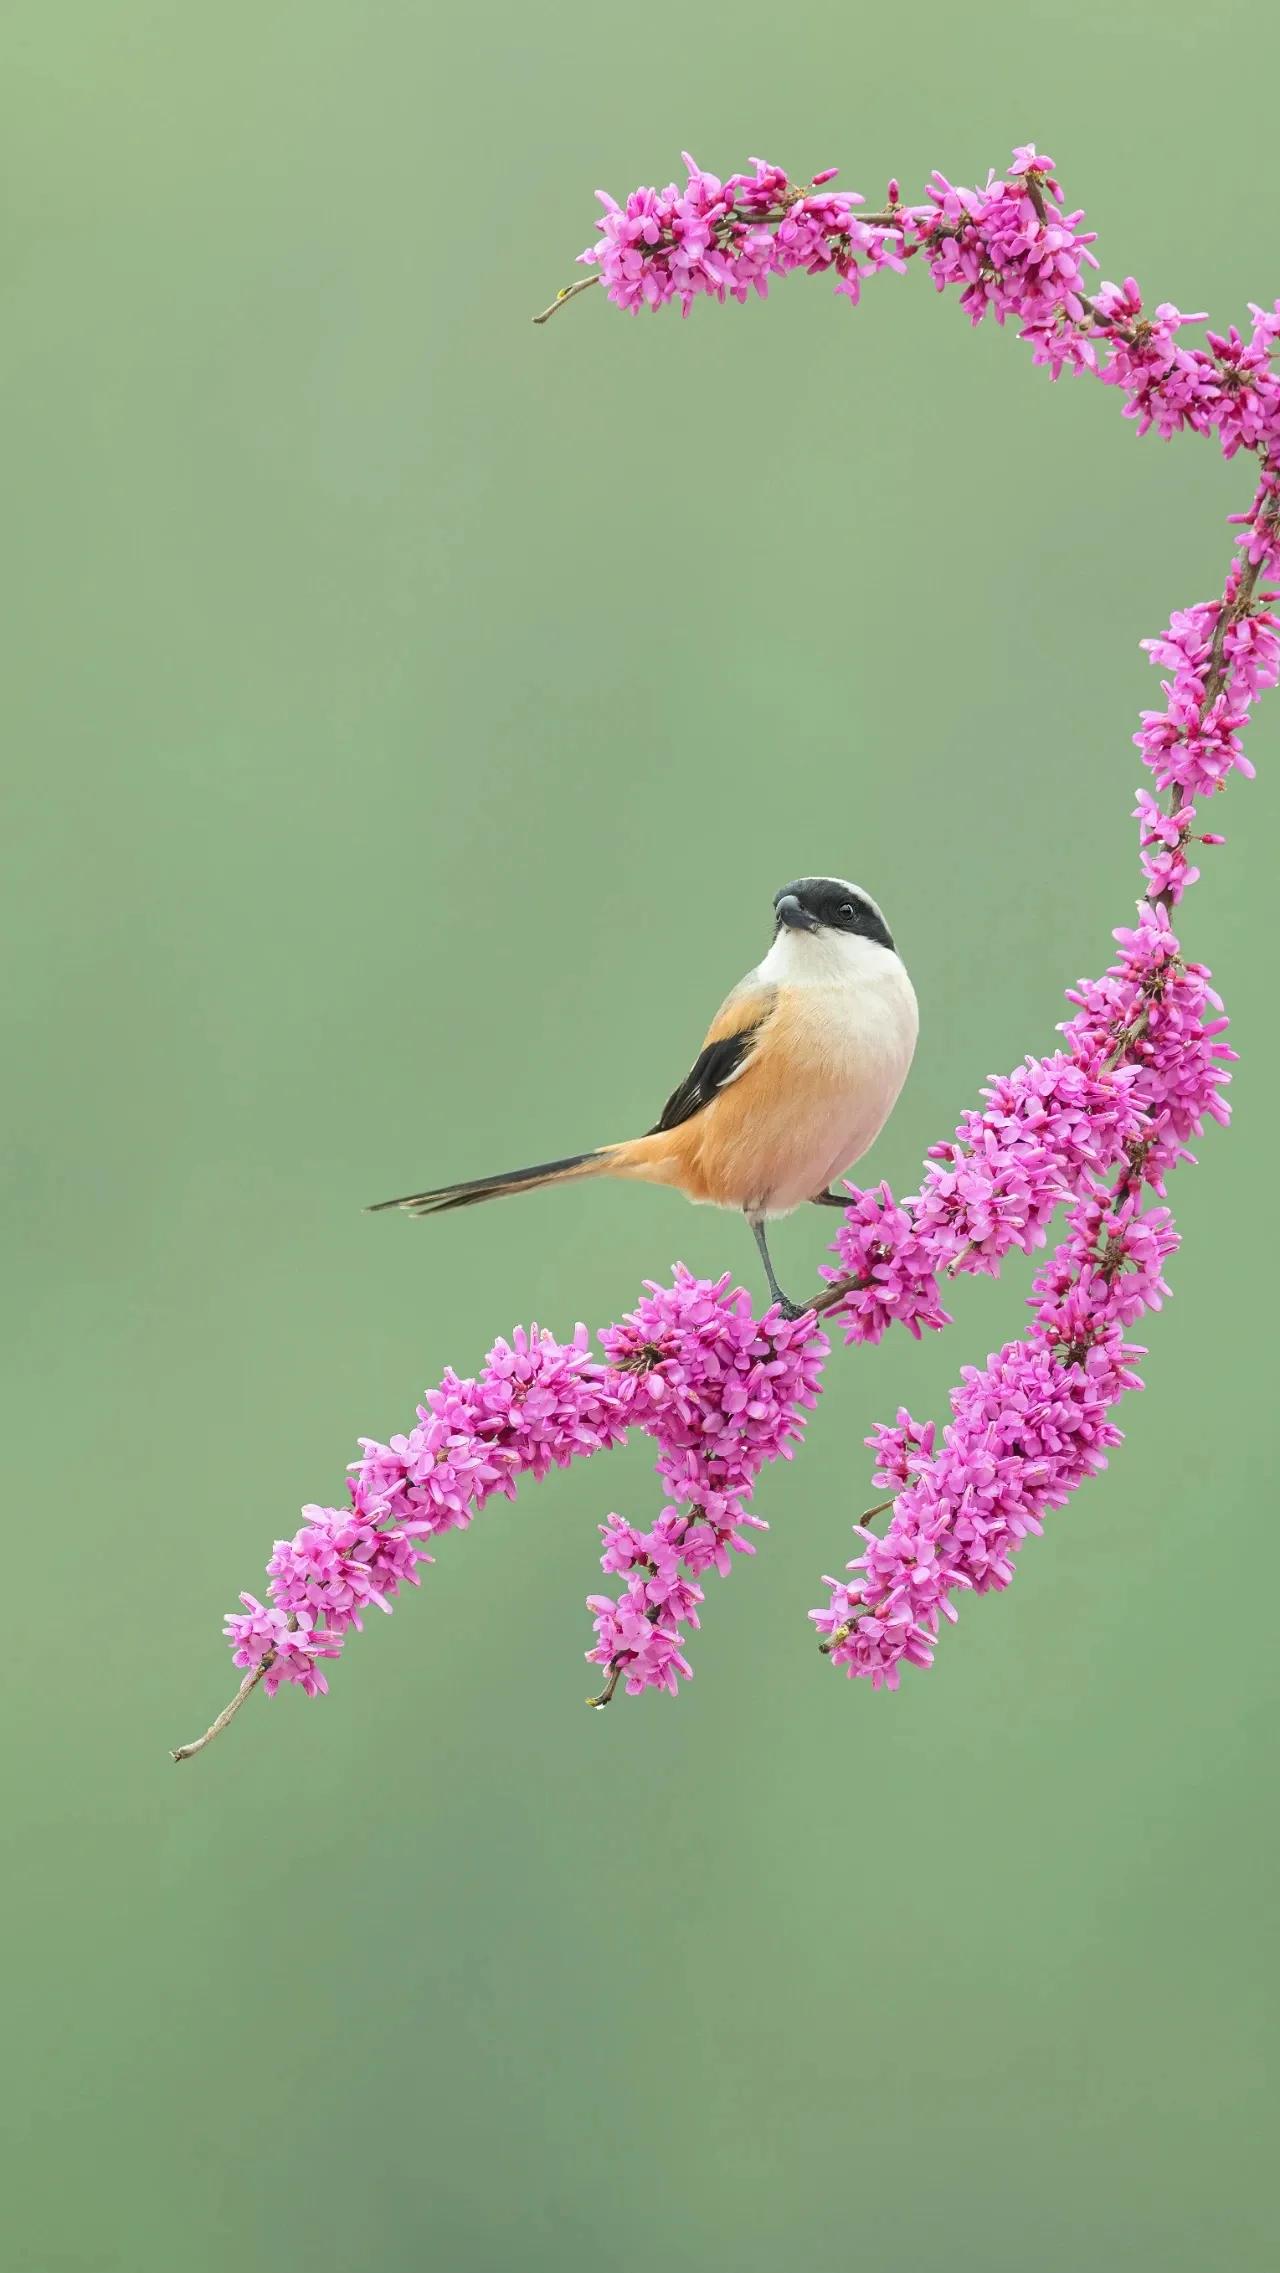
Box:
369 877 918 1316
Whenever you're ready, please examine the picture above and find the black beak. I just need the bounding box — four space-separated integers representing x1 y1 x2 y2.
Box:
775 893 819 933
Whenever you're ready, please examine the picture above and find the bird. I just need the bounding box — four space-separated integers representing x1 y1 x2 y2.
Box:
368 877 919 1318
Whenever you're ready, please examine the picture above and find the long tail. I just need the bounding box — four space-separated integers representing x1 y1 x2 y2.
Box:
366 1147 620 1219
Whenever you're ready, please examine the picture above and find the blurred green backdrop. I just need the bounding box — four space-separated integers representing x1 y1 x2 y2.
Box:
2 4 1276 2268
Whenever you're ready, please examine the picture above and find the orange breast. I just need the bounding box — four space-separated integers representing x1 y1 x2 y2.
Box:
605 969 916 1218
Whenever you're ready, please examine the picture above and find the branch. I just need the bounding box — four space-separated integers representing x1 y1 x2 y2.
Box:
531 275 600 324
171 1653 275 1762
174 143 1280 1749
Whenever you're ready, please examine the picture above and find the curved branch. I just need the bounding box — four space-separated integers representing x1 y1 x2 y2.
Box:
171 1655 274 1762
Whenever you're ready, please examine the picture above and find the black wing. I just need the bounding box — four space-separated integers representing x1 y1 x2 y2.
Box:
647 1004 771 1135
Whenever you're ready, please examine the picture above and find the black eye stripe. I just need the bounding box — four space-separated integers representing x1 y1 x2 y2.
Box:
771 878 895 950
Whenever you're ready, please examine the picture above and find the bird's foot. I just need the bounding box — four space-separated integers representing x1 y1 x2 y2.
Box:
810 1188 848 1209
775 1294 815 1322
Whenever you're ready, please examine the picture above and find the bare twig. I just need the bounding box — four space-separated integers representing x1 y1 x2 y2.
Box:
945 1240 980 1279
171 1654 275 1762
585 1665 625 1709
532 275 601 325
858 1499 896 1529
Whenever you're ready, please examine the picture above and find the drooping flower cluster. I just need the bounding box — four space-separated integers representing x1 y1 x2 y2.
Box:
803 886 1240 1682
586 1272 826 1699
811 1133 1191 1687
811 1202 1158 1687
176 145 1278 1761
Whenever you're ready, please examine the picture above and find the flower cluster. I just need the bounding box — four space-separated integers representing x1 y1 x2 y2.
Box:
581 148 1280 472
228 1325 630 1696
917 1050 1147 1271
582 155 908 317
813 1272 1141 1683
818 1182 953 1345
587 1272 826 1699
224 1286 825 1705
808 882 1240 1684
1131 517 1280 878
1060 906 1236 1165
915 150 1097 351
818 1049 1151 1346
811 1188 1180 1687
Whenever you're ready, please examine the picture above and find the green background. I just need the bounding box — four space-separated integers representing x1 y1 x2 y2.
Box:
3 4 1275 2267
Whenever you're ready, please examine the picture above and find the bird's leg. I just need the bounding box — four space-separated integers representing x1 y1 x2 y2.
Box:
810 1187 848 1209
747 1215 809 1322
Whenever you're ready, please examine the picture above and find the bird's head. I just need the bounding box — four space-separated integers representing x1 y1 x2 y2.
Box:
771 877 896 952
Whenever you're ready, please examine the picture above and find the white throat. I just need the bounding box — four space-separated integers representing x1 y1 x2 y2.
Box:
756 926 900 988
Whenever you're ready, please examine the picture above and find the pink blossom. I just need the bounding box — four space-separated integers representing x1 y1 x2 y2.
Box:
266 1505 425 1632
581 156 907 318
588 1271 827 1696
812 1195 1165 1687
585 1583 693 1697
865 1410 937 1493
1060 907 1235 1168
224 1597 341 1699
819 1182 952 1343
580 147 1280 482
916 1052 1146 1275
915 159 1098 343
1134 788 1202 902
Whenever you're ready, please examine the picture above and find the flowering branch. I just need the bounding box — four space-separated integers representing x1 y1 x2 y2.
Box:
173 144 1279 1757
